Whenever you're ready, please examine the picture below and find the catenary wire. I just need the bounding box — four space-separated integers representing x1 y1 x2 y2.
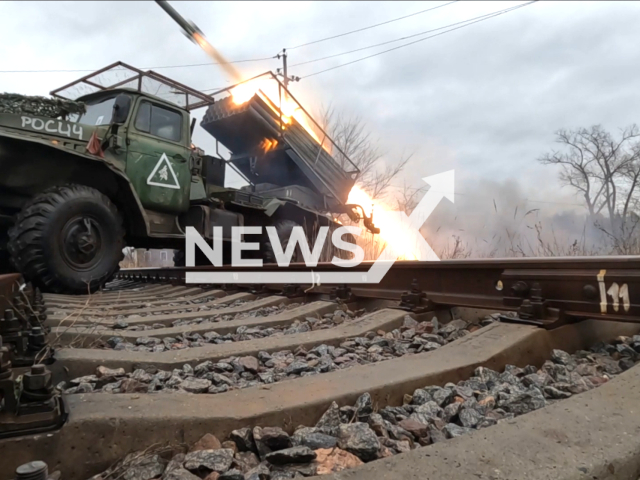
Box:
0 56 277 74
200 2 536 91
2 2 457 74
290 2 533 68
4 2 459 73
301 1 537 79
287 0 459 50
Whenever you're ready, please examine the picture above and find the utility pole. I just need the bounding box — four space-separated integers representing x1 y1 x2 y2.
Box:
277 48 300 90
282 49 288 89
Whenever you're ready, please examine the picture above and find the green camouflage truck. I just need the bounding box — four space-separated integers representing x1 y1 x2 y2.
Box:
0 63 375 293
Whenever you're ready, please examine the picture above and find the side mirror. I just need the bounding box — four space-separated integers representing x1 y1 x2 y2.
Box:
111 94 132 125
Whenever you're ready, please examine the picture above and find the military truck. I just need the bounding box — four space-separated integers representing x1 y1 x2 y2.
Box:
0 62 377 293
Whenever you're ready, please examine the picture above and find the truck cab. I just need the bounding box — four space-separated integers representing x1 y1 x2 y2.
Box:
74 89 194 216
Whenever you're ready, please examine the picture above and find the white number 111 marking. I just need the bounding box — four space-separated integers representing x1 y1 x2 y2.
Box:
598 270 630 313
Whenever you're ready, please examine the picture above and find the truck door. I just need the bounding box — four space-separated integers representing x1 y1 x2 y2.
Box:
125 99 191 214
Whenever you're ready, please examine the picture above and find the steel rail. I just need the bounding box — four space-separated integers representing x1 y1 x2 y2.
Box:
117 257 640 328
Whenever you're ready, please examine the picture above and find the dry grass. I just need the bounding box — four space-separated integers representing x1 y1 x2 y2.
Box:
434 221 614 259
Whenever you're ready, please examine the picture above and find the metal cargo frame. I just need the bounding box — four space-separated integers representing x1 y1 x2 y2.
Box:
49 61 215 111
203 71 360 206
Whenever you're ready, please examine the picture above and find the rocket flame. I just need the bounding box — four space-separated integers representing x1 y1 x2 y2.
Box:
347 185 424 261
191 32 241 82
188 29 328 151
230 79 327 148
259 138 278 153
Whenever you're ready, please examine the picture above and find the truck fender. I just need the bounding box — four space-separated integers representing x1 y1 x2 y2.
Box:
0 138 149 240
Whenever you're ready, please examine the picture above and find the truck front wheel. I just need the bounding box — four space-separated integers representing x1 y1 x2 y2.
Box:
8 185 125 294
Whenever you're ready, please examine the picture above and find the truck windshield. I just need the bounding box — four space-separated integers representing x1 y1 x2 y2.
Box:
68 95 123 126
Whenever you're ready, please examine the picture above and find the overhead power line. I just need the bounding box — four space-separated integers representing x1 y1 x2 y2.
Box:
0 56 277 74
5 2 460 74
287 0 459 50
302 1 537 79
290 3 532 69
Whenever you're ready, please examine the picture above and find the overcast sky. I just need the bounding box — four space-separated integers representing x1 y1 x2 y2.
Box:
2 1 639 251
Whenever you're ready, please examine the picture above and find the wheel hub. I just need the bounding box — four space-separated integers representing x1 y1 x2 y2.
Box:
61 216 103 270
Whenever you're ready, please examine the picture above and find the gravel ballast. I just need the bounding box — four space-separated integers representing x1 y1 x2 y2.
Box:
85 335 640 479
60 315 493 395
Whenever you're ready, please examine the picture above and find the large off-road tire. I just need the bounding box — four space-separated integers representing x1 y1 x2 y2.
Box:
7 184 125 294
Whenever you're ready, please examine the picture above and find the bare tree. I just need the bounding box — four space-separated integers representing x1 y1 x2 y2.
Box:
321 105 411 200
393 181 427 215
438 235 472 259
539 125 640 253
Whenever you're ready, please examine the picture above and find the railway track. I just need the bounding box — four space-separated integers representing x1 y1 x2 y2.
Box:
2 258 640 480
